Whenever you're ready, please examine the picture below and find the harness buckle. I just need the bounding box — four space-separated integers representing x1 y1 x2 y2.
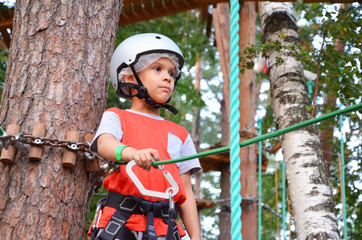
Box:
119 197 139 213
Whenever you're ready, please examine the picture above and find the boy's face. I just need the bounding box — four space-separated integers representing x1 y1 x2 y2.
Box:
136 57 176 104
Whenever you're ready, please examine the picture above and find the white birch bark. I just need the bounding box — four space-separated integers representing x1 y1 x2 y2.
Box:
258 2 339 239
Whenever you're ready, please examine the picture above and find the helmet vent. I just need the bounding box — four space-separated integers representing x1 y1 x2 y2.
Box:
155 36 161 39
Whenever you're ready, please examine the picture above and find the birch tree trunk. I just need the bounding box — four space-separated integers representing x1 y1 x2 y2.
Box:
0 1 121 239
259 2 339 239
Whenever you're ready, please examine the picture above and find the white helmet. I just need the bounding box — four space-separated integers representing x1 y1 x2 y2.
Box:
110 33 184 101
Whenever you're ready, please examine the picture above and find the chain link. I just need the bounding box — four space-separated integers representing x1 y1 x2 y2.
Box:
0 133 119 172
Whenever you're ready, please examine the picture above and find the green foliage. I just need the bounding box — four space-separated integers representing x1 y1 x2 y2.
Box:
0 2 9 100
0 45 7 99
242 3 362 238
295 3 361 106
328 118 362 239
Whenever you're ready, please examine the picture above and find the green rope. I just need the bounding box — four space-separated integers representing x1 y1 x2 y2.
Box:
258 119 263 240
282 159 286 240
229 0 242 238
340 110 348 239
339 63 348 239
153 102 361 166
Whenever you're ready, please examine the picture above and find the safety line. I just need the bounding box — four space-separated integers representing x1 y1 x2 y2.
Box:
282 159 286 240
258 119 262 240
153 102 361 166
229 0 242 238
339 110 348 239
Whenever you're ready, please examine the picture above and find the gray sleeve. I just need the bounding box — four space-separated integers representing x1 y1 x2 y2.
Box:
90 111 123 153
176 134 201 175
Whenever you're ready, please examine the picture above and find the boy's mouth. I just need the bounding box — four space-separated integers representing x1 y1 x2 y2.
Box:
160 86 171 91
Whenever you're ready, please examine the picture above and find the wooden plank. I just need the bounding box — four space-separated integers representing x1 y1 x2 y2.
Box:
0 18 13 29
0 39 8 49
152 0 164 9
0 29 11 49
122 0 134 15
143 0 154 10
118 0 203 26
132 0 144 13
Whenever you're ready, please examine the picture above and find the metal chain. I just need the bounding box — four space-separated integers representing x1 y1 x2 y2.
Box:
0 132 119 172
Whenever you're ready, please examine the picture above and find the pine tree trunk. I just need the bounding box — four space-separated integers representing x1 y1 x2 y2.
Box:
259 3 339 239
213 4 231 239
0 1 121 239
238 3 259 240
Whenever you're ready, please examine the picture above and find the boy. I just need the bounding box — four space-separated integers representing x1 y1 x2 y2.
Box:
89 33 201 240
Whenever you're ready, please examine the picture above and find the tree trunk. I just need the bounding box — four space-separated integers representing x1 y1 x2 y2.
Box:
0 1 121 239
191 57 203 231
259 3 339 239
238 3 259 240
213 4 231 239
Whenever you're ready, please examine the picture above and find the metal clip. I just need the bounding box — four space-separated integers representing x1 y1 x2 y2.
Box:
126 160 179 199
92 197 106 230
14 132 23 140
99 162 116 174
168 190 175 213
84 151 96 160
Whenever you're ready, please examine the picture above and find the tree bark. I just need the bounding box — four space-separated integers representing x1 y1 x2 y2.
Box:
238 3 259 240
259 3 339 239
213 4 231 239
0 1 121 239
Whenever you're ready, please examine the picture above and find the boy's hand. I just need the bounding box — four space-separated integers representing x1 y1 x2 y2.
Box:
131 148 160 171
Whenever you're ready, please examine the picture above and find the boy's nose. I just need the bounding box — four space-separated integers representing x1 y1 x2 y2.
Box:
163 72 172 82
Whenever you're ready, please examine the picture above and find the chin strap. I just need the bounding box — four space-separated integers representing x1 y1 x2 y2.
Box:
118 65 179 115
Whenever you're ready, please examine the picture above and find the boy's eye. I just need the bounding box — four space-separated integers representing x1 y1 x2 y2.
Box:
154 67 161 71
169 72 175 77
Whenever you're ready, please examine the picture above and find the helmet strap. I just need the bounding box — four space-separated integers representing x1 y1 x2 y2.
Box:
122 65 179 115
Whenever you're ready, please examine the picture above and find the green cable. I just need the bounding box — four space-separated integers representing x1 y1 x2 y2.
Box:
153 102 361 166
340 111 348 239
282 159 286 240
339 63 348 239
258 119 263 240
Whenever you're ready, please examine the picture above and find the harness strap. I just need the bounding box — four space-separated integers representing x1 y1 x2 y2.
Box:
97 191 180 240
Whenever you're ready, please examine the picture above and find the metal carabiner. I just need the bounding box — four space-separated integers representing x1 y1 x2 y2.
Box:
92 197 106 230
168 190 175 213
126 160 179 200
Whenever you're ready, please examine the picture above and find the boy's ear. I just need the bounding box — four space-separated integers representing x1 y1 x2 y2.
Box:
123 75 136 83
